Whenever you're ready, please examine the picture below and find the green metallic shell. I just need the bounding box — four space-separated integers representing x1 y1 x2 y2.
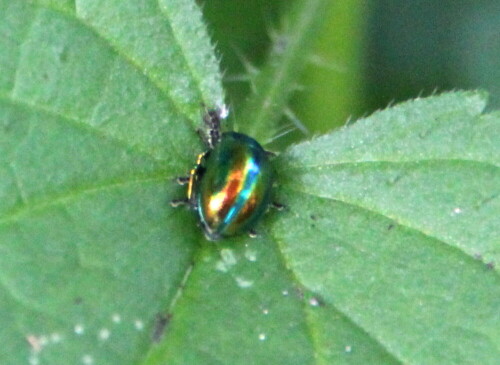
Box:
195 132 273 240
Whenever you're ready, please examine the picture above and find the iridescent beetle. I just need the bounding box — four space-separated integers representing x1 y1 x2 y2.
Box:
172 107 281 240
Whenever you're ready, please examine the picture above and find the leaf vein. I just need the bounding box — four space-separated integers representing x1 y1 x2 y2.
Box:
286 188 497 275
34 1 193 125
0 174 171 227
0 93 170 163
281 158 500 171
156 0 205 107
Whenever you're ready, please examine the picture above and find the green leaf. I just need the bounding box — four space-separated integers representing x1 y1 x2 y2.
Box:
143 237 316 365
144 92 499 365
0 0 222 363
272 91 500 364
1 1 499 365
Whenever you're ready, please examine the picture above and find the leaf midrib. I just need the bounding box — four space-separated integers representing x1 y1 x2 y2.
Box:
270 231 406 365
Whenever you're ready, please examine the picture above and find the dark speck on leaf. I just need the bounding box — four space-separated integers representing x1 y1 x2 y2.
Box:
74 297 83 305
59 47 69 63
419 128 432 139
473 253 495 270
294 286 305 300
152 313 172 343
387 174 403 185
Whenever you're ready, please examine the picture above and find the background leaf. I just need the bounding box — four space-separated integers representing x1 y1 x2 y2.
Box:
235 0 330 143
366 0 500 111
201 0 365 146
291 0 367 135
204 0 500 145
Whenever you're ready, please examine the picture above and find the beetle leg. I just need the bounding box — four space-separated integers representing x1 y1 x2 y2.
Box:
265 150 277 158
175 176 190 185
170 199 190 207
270 202 286 210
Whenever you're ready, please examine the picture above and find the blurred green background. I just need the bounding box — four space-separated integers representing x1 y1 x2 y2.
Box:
200 0 500 143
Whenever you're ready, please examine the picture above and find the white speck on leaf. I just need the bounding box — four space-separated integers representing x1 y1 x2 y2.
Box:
216 248 238 272
38 336 48 346
244 249 257 262
112 314 121 324
220 248 237 265
309 297 320 306
82 354 94 365
98 328 110 341
258 333 267 341
134 320 144 331
50 333 62 344
74 324 84 335
235 276 254 288
29 354 39 365
215 260 228 272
